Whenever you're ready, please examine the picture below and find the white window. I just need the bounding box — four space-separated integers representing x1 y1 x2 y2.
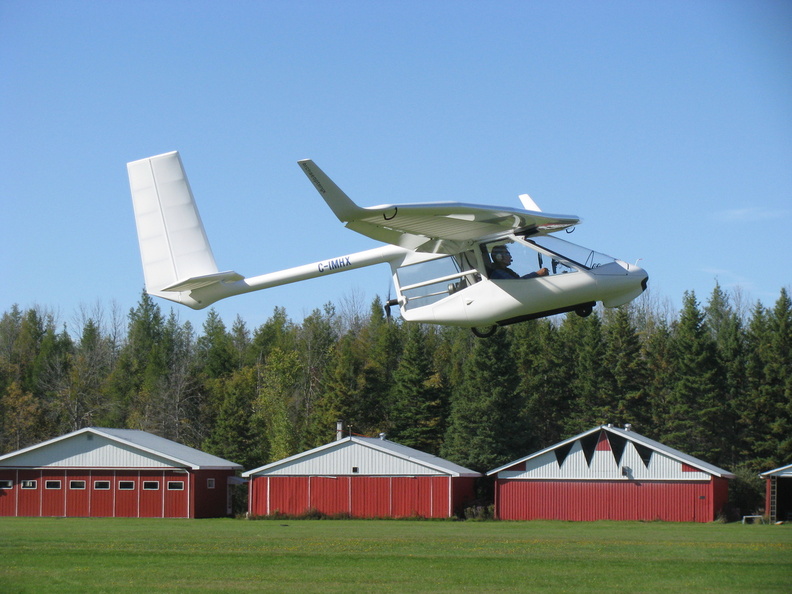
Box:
69 480 86 490
168 481 185 491
93 481 111 490
21 480 37 489
142 481 159 490
118 481 135 490
0 480 13 489
206 478 215 489
45 480 62 490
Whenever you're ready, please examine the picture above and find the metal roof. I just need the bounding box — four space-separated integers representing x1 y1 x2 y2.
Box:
760 462 792 478
487 424 735 479
0 427 242 470
243 436 481 478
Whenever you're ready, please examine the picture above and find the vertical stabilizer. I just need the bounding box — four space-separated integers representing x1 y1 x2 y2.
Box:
127 151 219 296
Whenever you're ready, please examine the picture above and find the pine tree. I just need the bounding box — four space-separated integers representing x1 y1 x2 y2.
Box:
561 312 612 434
515 319 572 449
442 329 526 472
664 292 725 463
603 306 650 430
203 366 262 469
704 284 744 466
389 324 444 453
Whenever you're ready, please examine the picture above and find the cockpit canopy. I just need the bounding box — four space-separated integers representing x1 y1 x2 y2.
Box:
393 234 621 311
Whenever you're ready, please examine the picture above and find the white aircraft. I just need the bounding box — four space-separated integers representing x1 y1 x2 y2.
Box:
127 152 648 336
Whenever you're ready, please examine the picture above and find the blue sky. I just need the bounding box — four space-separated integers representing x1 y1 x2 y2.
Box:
1 1 790 334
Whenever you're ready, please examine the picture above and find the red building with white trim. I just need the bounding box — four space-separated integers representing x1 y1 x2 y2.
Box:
488 425 734 522
243 435 480 518
0 427 242 518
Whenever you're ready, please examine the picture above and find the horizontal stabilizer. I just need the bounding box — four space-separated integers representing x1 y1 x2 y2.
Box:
163 270 244 292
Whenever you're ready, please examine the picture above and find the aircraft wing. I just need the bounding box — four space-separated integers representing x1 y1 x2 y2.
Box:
298 160 580 253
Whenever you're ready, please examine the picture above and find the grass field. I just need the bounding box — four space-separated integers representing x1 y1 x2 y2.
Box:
1 518 790 592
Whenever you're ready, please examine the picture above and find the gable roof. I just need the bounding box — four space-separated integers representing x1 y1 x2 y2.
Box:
487 425 735 479
760 462 792 478
0 427 242 470
242 436 480 478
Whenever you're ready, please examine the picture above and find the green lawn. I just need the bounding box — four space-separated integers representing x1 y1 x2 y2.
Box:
1 518 790 592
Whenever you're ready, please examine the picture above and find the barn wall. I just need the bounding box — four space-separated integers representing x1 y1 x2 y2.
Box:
249 475 468 518
191 470 236 518
495 479 724 522
0 469 228 518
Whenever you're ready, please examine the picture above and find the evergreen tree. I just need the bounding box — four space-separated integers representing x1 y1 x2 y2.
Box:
389 323 444 453
106 292 167 429
664 292 725 463
515 319 573 448
561 312 612 434
741 289 792 469
603 306 650 430
442 328 526 472
203 366 262 469
704 284 744 466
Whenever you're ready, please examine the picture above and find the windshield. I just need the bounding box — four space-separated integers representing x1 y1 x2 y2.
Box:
525 235 616 269
483 235 617 279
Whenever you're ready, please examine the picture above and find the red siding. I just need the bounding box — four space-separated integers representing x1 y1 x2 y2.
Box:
391 477 423 517
114 474 139 517
164 473 189 518
266 477 309 515
17 470 41 516
90 471 116 517
250 475 472 519
351 477 390 518
495 479 726 522
138 472 163 517
41 470 66 517
65 470 91 517
0 469 232 518
0 470 16 516
192 470 235 518
310 476 350 515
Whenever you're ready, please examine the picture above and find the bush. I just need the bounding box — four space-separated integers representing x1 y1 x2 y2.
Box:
728 462 765 519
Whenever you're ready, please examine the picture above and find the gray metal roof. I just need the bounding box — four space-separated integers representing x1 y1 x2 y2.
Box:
0 427 242 470
243 435 481 478
487 424 735 478
760 462 792 478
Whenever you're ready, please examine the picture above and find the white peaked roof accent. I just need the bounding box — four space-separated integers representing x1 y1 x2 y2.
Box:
242 436 481 478
0 427 242 470
760 463 792 478
487 425 735 479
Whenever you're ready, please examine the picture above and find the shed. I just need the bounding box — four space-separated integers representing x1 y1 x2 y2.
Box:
488 425 735 522
243 435 480 518
760 463 792 523
0 427 242 518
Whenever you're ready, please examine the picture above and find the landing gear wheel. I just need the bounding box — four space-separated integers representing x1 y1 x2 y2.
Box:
575 305 593 318
471 325 498 338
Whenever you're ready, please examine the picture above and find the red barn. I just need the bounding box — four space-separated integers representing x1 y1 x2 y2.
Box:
0 427 242 518
760 463 792 523
244 435 480 518
489 425 734 522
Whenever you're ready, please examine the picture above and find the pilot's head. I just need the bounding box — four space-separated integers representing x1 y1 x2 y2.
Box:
491 245 512 265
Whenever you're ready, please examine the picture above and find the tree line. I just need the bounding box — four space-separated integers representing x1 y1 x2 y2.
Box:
1 284 790 510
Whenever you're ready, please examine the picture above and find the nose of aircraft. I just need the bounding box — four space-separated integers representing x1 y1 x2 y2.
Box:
598 261 648 307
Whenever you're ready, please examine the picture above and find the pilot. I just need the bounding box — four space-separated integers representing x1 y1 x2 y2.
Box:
489 245 549 280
